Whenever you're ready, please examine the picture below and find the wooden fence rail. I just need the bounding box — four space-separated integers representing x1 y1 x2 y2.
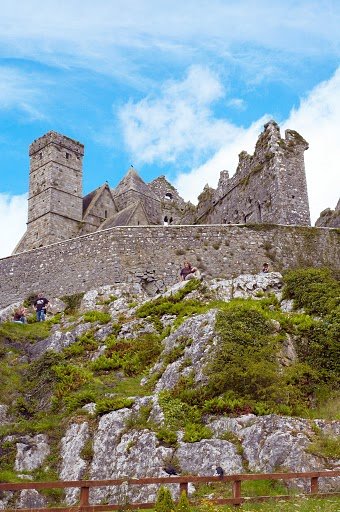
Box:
0 470 339 511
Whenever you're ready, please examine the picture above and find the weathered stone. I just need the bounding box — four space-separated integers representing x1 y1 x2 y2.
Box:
28 322 92 359
60 422 90 504
17 489 47 509
0 301 21 322
14 434 50 472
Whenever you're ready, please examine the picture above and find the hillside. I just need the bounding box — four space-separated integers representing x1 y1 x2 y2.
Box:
0 268 339 508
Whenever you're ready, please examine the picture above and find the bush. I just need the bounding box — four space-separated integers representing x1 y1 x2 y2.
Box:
282 268 340 316
155 486 175 512
90 333 162 376
60 292 85 314
176 491 191 512
182 423 213 443
83 310 111 324
95 396 134 416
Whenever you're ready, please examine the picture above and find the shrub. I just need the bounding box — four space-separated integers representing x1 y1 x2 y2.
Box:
176 491 192 512
282 267 340 316
90 333 162 376
156 427 178 447
53 364 93 399
60 292 85 314
83 310 111 324
95 396 134 416
182 423 213 443
155 485 175 512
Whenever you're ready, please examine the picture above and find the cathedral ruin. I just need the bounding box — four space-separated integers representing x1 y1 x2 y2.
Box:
14 120 311 254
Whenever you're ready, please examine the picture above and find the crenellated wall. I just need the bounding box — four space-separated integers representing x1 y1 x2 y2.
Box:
0 224 338 308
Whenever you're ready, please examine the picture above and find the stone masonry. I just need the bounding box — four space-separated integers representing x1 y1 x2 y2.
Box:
0 224 338 309
13 120 312 254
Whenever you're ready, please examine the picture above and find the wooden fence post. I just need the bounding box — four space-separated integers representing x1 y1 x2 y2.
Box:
232 479 241 507
179 482 188 496
310 476 319 494
80 485 90 511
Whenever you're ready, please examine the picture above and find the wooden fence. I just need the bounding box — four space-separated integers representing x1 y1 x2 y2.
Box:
0 470 340 511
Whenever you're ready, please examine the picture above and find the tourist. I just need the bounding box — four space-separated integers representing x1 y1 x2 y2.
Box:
180 261 200 281
34 294 49 322
13 307 27 324
262 262 269 273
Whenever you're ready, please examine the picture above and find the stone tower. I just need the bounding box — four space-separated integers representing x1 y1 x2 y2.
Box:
14 132 84 253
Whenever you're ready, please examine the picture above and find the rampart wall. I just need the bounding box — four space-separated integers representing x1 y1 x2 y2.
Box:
0 225 339 308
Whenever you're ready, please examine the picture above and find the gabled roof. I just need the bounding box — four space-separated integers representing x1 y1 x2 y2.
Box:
83 183 117 218
113 167 159 201
99 200 150 229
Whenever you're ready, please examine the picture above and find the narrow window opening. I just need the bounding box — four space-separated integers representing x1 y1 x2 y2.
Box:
39 152 43 159
66 152 70 160
104 210 108 218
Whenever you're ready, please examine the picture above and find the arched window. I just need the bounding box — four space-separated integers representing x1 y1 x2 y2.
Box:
165 192 173 200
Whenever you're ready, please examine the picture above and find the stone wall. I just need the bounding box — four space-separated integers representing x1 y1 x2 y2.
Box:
0 225 339 308
196 121 311 226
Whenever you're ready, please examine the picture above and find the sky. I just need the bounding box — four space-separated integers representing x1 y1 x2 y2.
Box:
0 0 339 258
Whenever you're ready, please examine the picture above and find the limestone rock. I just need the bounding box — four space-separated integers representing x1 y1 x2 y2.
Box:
117 318 156 340
14 434 50 472
17 489 47 509
148 309 219 392
0 301 21 322
232 272 283 298
177 439 243 475
60 422 90 504
48 297 67 315
28 322 92 359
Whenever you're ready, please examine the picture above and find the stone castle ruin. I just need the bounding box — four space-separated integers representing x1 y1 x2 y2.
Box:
14 120 311 254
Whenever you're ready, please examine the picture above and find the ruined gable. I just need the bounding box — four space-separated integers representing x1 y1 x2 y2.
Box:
149 175 191 225
195 121 310 226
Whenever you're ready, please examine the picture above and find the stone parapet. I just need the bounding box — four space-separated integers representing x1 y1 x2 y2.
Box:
29 131 84 157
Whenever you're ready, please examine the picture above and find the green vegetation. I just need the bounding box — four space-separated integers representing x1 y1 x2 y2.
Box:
0 320 51 343
155 485 175 512
0 266 339 492
196 497 340 512
136 279 203 330
282 267 340 316
90 332 162 376
60 292 85 314
83 310 111 324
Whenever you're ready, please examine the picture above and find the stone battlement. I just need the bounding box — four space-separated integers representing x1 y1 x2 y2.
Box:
29 131 84 157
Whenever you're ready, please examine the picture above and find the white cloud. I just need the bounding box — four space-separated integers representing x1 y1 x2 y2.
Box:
0 67 48 119
173 67 340 224
0 193 27 259
0 1 339 81
119 66 241 165
283 67 340 223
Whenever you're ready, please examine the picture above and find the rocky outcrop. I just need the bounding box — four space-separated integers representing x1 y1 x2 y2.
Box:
1 272 339 507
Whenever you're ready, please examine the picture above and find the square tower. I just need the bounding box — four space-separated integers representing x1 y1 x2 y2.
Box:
16 132 84 252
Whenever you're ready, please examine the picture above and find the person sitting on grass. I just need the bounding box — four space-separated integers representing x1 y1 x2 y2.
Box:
13 307 27 324
180 261 200 281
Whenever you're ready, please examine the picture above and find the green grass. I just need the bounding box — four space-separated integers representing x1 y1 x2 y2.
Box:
0 320 51 342
195 497 340 511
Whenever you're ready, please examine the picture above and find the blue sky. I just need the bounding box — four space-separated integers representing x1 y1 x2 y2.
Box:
0 0 340 257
